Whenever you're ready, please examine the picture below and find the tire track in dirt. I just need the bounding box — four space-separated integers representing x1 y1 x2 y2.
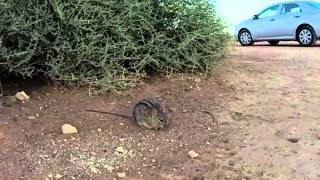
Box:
217 44 320 179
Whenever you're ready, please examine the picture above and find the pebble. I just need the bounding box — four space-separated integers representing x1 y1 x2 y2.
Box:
287 137 299 143
116 146 125 153
90 165 99 174
104 165 114 172
47 174 53 178
195 78 201 83
188 150 199 158
62 124 78 134
117 172 126 178
97 128 102 132
55 174 63 179
15 91 30 102
27 116 36 120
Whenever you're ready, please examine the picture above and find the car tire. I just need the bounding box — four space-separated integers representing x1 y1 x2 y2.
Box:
238 29 254 46
268 41 280 46
297 26 317 47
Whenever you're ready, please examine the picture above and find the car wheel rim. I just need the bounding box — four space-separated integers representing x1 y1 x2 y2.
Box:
240 32 252 45
299 29 312 45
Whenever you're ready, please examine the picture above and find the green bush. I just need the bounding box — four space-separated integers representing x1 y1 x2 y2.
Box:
0 0 229 93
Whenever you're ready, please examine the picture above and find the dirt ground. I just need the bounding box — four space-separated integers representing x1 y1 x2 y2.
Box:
1 42 320 180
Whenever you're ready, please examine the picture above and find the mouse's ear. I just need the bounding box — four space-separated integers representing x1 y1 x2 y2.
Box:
135 98 163 111
134 99 153 109
146 98 163 110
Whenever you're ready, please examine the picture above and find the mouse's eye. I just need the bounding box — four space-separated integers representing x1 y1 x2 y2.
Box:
159 118 165 123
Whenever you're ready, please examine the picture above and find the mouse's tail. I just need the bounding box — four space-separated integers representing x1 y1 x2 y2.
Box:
85 109 132 119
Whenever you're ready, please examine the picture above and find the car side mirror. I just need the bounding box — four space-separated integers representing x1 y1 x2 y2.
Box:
253 15 258 20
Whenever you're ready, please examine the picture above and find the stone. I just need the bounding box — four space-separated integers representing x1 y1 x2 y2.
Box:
104 165 114 172
55 174 63 179
27 116 36 120
15 91 30 102
62 124 78 134
195 78 201 83
90 165 99 174
287 137 299 143
188 150 199 158
116 146 125 153
47 174 53 178
117 172 126 178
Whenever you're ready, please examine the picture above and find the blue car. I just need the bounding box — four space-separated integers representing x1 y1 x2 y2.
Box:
235 1 320 46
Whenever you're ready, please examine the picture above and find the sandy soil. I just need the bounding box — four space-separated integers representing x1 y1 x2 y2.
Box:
0 42 320 180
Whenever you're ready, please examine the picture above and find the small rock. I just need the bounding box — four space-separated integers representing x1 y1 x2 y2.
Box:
90 165 99 174
169 108 177 112
119 138 126 142
287 137 299 143
117 172 126 178
97 128 102 132
47 174 53 178
62 124 78 134
188 150 199 158
229 161 235 166
195 78 201 83
55 174 63 179
27 116 36 120
223 138 229 143
116 146 125 153
15 91 30 102
104 165 114 172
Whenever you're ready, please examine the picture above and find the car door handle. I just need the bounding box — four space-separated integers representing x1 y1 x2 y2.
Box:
270 19 275 21
294 15 300 18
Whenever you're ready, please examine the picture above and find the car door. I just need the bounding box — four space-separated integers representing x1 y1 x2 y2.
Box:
250 4 281 40
268 3 303 39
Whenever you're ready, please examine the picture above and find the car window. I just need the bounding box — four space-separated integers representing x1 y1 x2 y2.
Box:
258 5 280 19
281 3 302 14
307 2 320 9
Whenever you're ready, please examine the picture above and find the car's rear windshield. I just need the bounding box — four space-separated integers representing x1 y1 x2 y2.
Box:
308 2 320 8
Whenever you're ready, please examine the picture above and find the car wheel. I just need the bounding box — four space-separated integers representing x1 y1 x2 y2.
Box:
238 30 254 46
297 26 316 47
268 41 279 46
